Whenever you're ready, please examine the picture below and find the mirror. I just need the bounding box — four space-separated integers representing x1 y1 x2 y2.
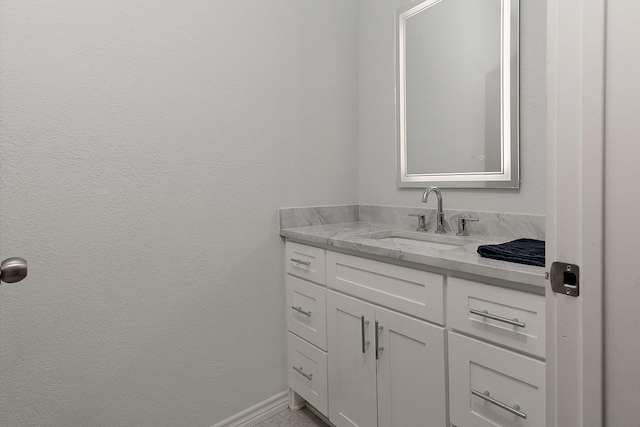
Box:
396 0 519 188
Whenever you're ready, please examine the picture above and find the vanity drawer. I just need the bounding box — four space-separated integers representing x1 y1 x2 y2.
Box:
449 332 545 427
286 242 326 285
326 251 444 325
287 275 327 350
448 277 545 358
288 332 328 417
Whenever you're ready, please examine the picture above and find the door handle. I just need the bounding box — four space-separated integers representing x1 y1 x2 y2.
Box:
361 316 370 353
0 257 28 283
375 321 384 360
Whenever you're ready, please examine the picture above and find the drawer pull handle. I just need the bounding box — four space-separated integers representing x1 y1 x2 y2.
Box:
290 258 311 267
470 308 526 328
375 321 384 360
291 305 312 317
471 389 527 419
293 366 313 381
361 316 370 353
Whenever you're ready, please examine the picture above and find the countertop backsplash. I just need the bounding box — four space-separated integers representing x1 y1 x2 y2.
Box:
280 204 544 241
279 204 359 229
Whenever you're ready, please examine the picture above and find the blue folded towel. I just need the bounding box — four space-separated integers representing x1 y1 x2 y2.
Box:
477 238 545 267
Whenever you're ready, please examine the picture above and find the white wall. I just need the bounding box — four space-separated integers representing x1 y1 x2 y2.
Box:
604 0 640 424
358 0 547 214
0 1 358 426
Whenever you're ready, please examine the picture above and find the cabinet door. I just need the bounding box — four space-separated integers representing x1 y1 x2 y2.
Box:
327 291 377 427
287 274 327 350
449 332 545 427
288 332 328 416
448 277 545 358
286 241 326 285
375 307 447 427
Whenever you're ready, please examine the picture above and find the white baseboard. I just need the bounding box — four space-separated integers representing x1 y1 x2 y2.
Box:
212 391 288 427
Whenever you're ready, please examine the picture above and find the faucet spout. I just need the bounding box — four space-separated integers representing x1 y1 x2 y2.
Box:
421 186 446 233
422 186 442 204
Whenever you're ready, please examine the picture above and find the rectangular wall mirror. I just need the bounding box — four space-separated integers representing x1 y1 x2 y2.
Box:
396 0 519 188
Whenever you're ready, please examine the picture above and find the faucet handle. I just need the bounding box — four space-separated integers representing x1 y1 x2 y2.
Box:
409 213 427 232
456 217 479 236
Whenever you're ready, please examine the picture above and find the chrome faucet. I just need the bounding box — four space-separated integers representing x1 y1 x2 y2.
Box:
422 186 446 233
409 213 427 232
456 217 479 236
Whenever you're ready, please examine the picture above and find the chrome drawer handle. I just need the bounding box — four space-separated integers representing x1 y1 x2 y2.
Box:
375 321 384 360
471 389 527 419
291 305 312 317
293 366 313 381
361 316 370 353
470 308 526 328
290 258 311 267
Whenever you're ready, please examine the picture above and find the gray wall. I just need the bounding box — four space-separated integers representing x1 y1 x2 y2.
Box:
0 1 358 425
0 1 547 425
605 0 640 424
358 0 547 214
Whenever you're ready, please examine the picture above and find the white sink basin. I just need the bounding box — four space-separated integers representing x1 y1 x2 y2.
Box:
360 230 481 251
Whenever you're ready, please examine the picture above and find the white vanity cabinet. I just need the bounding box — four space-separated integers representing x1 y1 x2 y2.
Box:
326 290 447 427
447 277 545 358
286 242 329 416
448 333 545 427
447 277 546 427
284 241 545 427
325 290 377 427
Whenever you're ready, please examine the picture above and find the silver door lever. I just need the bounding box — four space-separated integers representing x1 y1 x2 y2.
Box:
0 257 27 283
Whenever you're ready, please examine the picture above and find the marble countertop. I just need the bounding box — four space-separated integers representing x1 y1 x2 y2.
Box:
280 221 545 287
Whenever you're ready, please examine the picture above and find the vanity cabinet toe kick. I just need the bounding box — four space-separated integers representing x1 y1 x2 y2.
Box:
285 240 545 427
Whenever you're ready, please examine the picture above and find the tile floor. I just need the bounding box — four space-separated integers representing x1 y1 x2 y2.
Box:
254 407 329 427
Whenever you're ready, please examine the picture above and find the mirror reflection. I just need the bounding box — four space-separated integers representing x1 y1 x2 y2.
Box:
396 0 519 188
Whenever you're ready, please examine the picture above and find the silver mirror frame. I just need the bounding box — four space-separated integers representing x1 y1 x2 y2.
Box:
396 0 520 188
